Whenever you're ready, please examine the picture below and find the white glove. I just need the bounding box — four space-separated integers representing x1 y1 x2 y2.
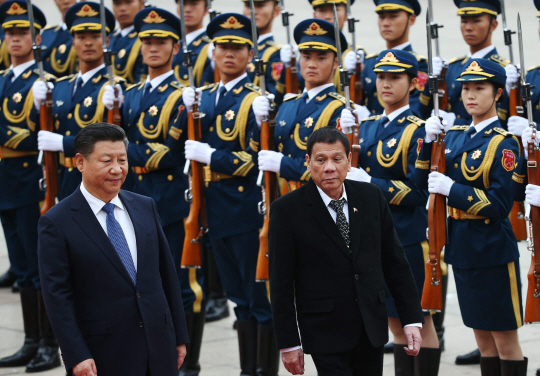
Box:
428 171 453 196
182 87 202 111
354 105 370 122
280 44 299 65
32 81 54 111
521 125 540 159
430 110 456 132
425 116 445 143
508 116 529 137
102 84 124 110
340 108 356 134
505 64 520 94
525 184 540 207
252 94 275 128
38 130 64 152
207 42 216 70
258 150 283 173
343 50 365 71
184 140 215 165
346 167 371 183
432 57 445 77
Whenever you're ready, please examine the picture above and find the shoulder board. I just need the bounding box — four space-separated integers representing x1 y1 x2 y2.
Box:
489 54 509 67
365 53 379 60
126 83 142 92
43 24 58 31
494 127 512 137
361 115 381 122
328 92 346 105
43 72 57 82
0 70 4 76
412 52 427 62
103 74 126 84
245 83 262 94
171 81 185 90
128 31 137 38
449 55 467 65
56 74 75 82
283 94 301 102
266 40 282 49
528 65 540 72
202 35 211 43
406 115 425 126
200 83 218 91
449 125 469 131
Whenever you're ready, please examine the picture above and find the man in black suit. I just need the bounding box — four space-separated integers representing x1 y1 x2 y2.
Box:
38 123 189 376
269 127 424 375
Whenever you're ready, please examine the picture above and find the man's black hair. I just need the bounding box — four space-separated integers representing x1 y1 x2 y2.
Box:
75 122 128 158
307 126 350 157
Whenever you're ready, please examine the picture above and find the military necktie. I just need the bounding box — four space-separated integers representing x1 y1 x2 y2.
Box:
102 203 137 285
141 82 152 104
72 77 83 100
296 92 309 116
375 116 389 137
328 198 350 248
216 86 227 106
465 126 477 139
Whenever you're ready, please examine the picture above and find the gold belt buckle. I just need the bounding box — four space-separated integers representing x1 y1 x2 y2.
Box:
203 165 212 183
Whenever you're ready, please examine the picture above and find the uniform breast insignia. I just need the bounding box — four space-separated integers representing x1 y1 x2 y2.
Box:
148 105 159 116
467 196 474 202
315 94 327 102
365 77 372 84
278 143 283 152
233 159 239 165
445 148 451 154
271 63 284 81
225 110 235 121
12 92 22 103
471 150 482 160
158 84 168 92
279 120 286 127
359 138 364 144
233 86 243 95
83 97 93 107
305 117 314 128
56 100 64 107
118 49 126 59
92 75 101 83
387 138 397 148
398 117 405 123
58 44 66 54
485 129 493 134
388 187 395 193
22 70 32 79
502 150 516 171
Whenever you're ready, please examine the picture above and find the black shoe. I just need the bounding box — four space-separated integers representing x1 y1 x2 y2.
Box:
480 357 501 376
12 280 20 293
205 297 230 323
0 268 17 288
179 312 205 376
500 357 528 376
256 325 279 376
414 347 441 376
455 349 481 365
384 341 394 353
237 321 257 376
393 344 414 376
0 288 39 367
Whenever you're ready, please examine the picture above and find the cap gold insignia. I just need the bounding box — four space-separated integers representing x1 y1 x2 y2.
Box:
84 97 93 107
225 110 235 121
143 10 166 23
387 138 397 148
305 117 314 128
7 3 26 15
380 52 399 63
76 4 99 17
149 105 159 116
220 16 244 29
465 61 483 72
471 149 482 160
12 92 22 103
304 22 327 35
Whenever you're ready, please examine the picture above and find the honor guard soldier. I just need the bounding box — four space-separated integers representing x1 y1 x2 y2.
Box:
110 0 147 84
40 0 77 78
254 19 349 188
32 2 125 201
341 49 441 375
0 1 61 372
173 0 212 88
0 13 9 70
117 8 206 376
361 0 430 119
177 13 279 376
417 59 528 375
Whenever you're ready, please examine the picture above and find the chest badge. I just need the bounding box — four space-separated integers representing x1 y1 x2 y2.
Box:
279 120 286 127
387 138 397 148
12 92 22 103
365 77 372 84
502 149 516 171
118 49 126 59
56 100 64 107
148 105 159 117
471 150 482 160
83 97 93 107
58 44 66 54
278 143 284 152
305 117 314 128
359 138 364 144
225 110 235 121
445 148 451 154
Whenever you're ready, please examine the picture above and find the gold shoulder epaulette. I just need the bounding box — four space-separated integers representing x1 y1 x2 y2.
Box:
202 35 211 43
407 115 425 126
126 82 143 92
43 24 58 31
449 125 469 131
43 72 57 82
283 94 300 102
128 31 137 38
171 81 185 90
245 83 262 94
200 82 218 91
0 70 4 76
329 92 346 104
413 52 427 62
362 115 381 122
489 54 509 67
113 76 126 84
56 74 75 82
365 53 379 60
494 127 512 137
266 40 282 49
449 55 467 65
528 65 540 72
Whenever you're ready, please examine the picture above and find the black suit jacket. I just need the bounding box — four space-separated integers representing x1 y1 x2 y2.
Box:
269 179 423 354
38 188 189 376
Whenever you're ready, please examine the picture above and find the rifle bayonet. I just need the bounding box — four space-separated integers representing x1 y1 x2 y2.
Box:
501 0 515 64
99 0 114 88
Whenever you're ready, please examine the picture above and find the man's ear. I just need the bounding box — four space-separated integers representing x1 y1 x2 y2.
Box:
35 34 42 46
306 154 311 173
248 48 254 63
347 152 352 171
75 153 86 173
173 40 181 56
409 77 418 93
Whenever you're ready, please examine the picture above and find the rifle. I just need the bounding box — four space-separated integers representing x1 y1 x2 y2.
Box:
427 0 448 112
100 0 121 126
181 0 207 269
280 0 298 95
29 0 57 215
345 0 362 105
518 15 540 324
250 0 277 282
333 5 359 167
421 8 446 313
208 0 221 84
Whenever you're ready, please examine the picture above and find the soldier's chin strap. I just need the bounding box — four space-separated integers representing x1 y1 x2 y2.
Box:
475 16 495 54
149 43 176 71
394 15 411 47
387 82 411 109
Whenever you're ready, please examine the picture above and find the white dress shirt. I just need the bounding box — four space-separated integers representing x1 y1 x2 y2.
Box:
73 64 106 96
9 60 36 82
186 28 206 46
392 41 412 51
468 45 495 59
119 25 135 38
216 72 248 105
80 183 138 271
381 104 411 129
258 33 273 44
469 116 498 138
144 70 175 93
302 83 335 104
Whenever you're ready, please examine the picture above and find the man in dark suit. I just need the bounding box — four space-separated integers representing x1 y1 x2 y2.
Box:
38 123 189 376
269 127 424 375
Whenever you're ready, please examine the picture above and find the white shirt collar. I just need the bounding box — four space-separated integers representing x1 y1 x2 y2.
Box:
59 23 67 31
316 184 348 207
186 28 206 46
382 104 410 123
120 25 135 37
80 182 125 216
470 116 498 135
219 72 248 92
469 45 495 59
302 83 334 102
10 60 35 79
77 64 106 85
145 70 174 92
392 41 411 51
258 33 273 44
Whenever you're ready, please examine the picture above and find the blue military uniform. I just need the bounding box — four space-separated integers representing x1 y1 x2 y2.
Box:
109 27 147 85
173 30 212 88
41 24 77 78
416 58 523 331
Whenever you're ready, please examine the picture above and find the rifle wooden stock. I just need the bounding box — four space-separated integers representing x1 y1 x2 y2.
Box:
525 139 540 323
181 103 207 269
346 112 360 167
437 66 449 112
285 56 299 95
214 68 220 85
40 89 58 215
349 61 363 105
421 134 446 312
107 88 122 126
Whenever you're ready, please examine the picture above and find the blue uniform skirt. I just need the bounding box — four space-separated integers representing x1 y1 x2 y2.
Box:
386 241 431 318
454 261 523 331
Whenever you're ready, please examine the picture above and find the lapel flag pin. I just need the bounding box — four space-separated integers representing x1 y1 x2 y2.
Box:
354 208 358 213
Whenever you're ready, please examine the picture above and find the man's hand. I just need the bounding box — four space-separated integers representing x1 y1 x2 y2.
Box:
102 84 124 110
184 140 215 164
176 344 187 369
403 326 422 356
38 130 64 152
73 358 97 376
281 348 305 375
428 171 453 196
32 81 54 111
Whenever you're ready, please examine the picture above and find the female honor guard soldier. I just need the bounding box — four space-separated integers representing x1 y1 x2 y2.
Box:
341 49 441 376
176 13 279 376
32 2 125 201
416 59 528 376
253 18 350 188
0 1 61 372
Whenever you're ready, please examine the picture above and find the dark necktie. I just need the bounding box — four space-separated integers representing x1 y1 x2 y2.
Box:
217 86 227 106
102 203 137 285
141 82 152 104
465 126 477 139
328 198 350 248
296 92 309 116
375 116 389 137
72 77 83 100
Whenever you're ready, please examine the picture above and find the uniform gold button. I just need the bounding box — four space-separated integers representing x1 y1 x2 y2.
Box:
457 115 460 119
84 114 88 119
454 163 458 168
366 167 371 173
55 120 59 128
225 128 230 133
288 154 291 157
65 131 70 136
167 175 173 181
23 162 28 168
12 110 17 115
6 130 11 136
67 113 72 119
55 114 58 118
290 134 293 139
386 154 390 158
470 166 475 171
150 125 154 129
139 175 143 181
136 141 139 144
238 186 244 192
485 219 490 224
146 149 150 154
304 137 308 141
209 127 214 132
68 167 73 172
367 151 371 157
